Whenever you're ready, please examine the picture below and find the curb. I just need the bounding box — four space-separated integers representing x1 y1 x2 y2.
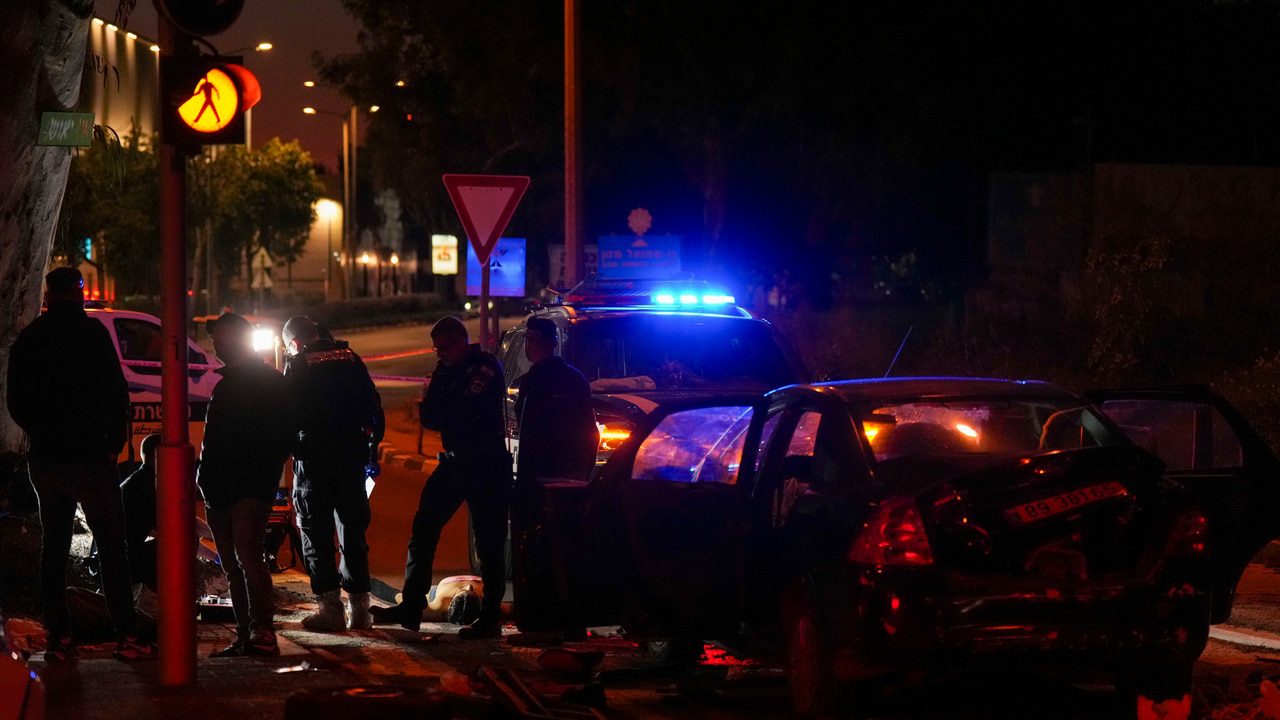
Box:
1210 624 1280 652
377 442 435 474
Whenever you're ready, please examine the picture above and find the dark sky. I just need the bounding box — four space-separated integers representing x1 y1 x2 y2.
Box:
119 1 361 172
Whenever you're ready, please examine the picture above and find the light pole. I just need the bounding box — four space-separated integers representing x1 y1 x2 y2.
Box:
224 42 272 150
316 199 340 300
390 252 400 295
359 251 372 297
303 101 378 299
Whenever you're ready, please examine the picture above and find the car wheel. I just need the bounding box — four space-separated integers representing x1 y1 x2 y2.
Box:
781 587 840 718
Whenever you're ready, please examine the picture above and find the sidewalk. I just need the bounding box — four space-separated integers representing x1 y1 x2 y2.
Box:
15 569 623 720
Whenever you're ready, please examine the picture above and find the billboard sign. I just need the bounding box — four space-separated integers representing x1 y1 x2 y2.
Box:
431 234 459 275
597 234 681 279
466 237 526 297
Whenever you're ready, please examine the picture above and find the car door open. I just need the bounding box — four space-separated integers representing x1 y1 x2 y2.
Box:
1088 388 1280 622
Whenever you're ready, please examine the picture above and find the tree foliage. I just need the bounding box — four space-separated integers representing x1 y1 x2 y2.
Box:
60 128 159 295
189 139 324 274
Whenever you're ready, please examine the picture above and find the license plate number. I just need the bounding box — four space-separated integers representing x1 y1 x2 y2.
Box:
1005 481 1127 526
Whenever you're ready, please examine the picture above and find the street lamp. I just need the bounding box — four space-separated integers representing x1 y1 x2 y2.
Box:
316 199 340 300
390 253 400 295
359 251 372 297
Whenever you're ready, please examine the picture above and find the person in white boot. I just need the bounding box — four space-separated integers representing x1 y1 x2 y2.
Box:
282 317 384 632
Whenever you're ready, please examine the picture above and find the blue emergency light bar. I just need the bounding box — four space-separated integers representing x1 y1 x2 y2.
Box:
653 292 735 306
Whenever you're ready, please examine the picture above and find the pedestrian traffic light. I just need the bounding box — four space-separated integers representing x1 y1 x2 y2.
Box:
161 54 261 148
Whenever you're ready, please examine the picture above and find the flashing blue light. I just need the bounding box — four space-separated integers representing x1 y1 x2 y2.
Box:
702 294 735 305
679 294 699 305
655 293 676 305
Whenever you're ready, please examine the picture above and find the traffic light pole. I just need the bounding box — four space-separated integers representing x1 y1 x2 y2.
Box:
156 13 198 687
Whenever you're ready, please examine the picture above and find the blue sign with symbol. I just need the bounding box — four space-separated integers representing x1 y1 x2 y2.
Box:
466 237 527 297
597 235 681 279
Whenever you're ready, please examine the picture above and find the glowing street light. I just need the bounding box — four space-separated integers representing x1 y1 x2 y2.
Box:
316 199 340 299
303 80 316 87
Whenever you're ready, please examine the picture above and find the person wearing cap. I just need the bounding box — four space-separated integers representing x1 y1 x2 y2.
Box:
509 316 596 630
371 315 511 639
6 266 153 661
198 312 295 657
281 316 384 632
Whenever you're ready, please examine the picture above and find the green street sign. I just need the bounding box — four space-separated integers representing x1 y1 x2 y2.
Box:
37 112 95 147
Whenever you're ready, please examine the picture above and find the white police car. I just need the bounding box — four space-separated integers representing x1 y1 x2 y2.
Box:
85 306 220 463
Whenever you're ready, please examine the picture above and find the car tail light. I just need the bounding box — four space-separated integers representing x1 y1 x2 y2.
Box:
848 497 934 566
1168 510 1209 557
596 422 632 453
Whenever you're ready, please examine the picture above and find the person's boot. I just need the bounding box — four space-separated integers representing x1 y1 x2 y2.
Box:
301 590 346 631
346 592 373 630
244 628 280 656
457 613 502 640
368 602 422 632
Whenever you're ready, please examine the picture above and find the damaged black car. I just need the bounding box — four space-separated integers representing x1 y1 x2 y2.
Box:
512 377 1280 716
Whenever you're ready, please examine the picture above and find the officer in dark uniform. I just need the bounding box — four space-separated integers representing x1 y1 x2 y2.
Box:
282 316 384 632
514 317 596 485
509 317 596 632
371 315 511 638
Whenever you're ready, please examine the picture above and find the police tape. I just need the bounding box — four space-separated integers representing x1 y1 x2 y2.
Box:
120 359 427 384
121 359 221 370
368 374 430 384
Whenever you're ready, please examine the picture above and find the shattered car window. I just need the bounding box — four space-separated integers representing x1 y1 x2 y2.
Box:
859 398 1126 462
633 406 754 484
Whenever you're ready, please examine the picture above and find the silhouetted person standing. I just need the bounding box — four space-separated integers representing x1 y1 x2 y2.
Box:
371 316 511 638
6 267 153 661
199 313 295 657
282 316 383 631
510 317 595 631
513 317 595 485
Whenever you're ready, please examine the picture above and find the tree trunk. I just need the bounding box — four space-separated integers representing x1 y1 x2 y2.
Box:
0 0 93 458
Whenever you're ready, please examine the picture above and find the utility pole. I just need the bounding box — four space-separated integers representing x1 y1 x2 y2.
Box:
564 0 584 286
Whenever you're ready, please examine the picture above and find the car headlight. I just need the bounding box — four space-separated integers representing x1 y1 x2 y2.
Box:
252 327 276 352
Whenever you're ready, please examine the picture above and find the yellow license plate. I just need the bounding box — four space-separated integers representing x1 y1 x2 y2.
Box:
1005 481 1127 526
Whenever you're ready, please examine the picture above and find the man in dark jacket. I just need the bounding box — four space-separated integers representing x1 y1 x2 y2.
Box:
371 315 511 638
514 317 596 484
509 317 596 631
198 313 295 657
282 316 383 631
5 267 152 661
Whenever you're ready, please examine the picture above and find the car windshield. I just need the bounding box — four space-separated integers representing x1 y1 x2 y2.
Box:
855 397 1127 462
566 314 797 391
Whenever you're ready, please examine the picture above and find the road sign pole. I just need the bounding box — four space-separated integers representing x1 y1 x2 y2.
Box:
480 261 491 352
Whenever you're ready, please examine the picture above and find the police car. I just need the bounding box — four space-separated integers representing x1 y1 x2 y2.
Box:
472 280 808 573
85 306 220 463
497 279 808 470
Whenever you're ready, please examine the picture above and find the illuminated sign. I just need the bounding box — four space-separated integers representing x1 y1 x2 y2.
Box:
431 234 459 275
466 238 526 297
177 67 240 133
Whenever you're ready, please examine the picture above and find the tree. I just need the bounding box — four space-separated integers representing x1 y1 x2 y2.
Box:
0 0 94 459
190 139 323 295
60 128 160 296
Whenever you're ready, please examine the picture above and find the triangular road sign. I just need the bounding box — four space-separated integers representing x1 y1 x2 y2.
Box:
442 174 530 264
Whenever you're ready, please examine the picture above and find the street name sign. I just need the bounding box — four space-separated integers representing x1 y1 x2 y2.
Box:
37 112 95 147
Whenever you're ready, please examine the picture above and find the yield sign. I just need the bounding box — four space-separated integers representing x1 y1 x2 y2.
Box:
442 174 530 264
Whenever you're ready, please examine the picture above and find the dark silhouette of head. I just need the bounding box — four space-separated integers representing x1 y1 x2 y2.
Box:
44 266 84 308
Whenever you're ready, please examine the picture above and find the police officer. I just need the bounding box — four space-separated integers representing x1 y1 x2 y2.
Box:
282 316 384 632
371 316 511 638
509 317 596 631
513 317 595 485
